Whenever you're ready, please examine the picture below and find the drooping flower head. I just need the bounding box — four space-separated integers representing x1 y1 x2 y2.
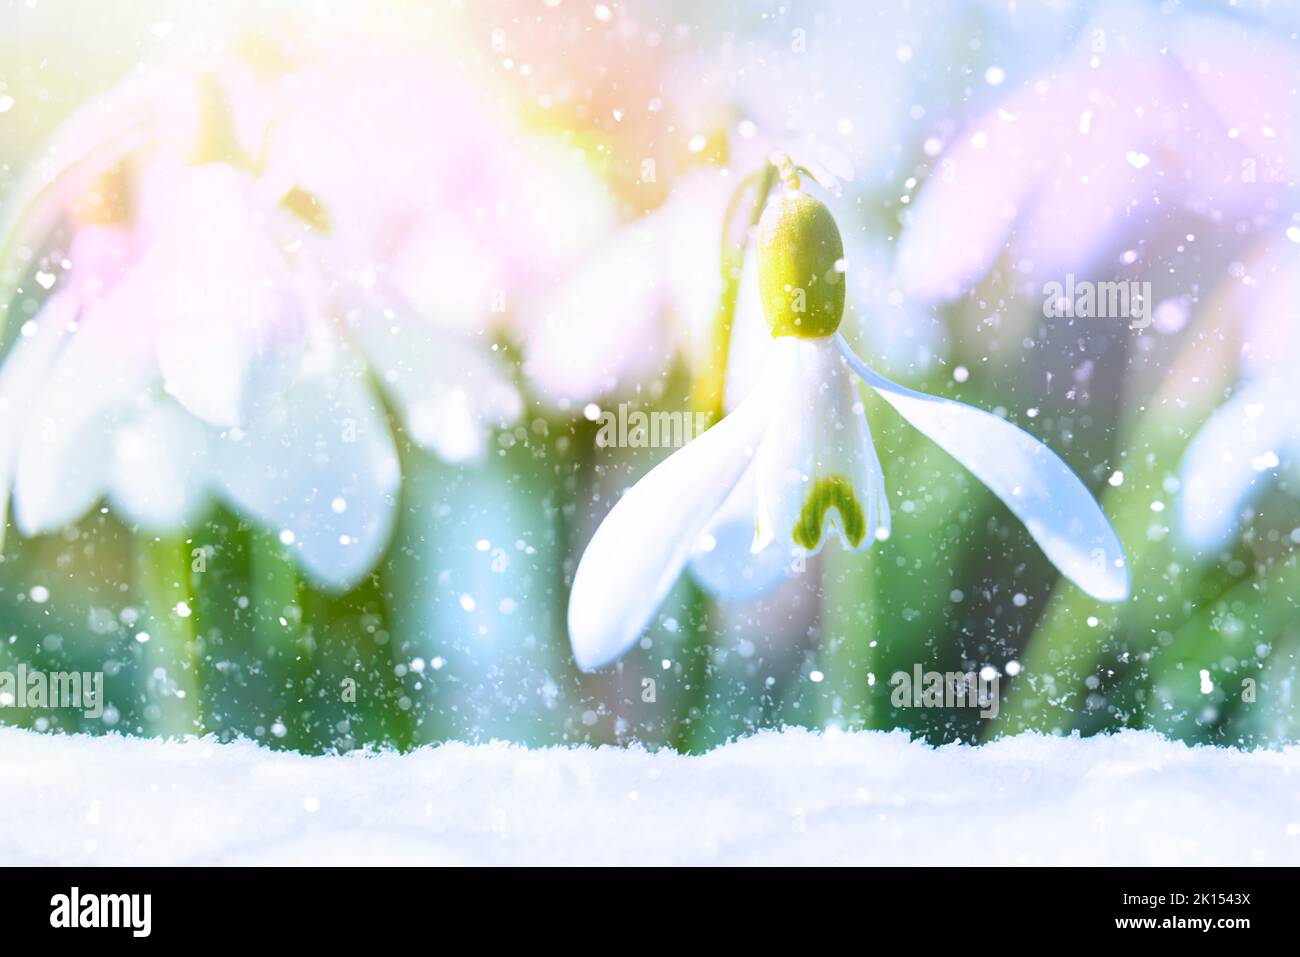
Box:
568 164 1129 671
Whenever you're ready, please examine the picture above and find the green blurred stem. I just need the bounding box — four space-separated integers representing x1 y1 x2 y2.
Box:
672 581 716 754
136 535 202 738
250 530 316 748
818 547 879 730
1145 555 1300 739
251 530 303 649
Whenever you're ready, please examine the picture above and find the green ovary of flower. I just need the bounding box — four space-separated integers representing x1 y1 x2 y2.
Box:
793 475 865 550
757 190 845 338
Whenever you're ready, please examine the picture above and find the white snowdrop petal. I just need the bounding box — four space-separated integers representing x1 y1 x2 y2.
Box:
108 399 209 531
1177 378 1298 551
895 82 1057 301
753 337 887 558
0 293 76 546
837 335 1128 602
343 277 520 465
385 214 501 335
145 165 306 429
213 346 400 592
522 215 666 405
567 387 773 671
688 468 796 600
13 274 158 536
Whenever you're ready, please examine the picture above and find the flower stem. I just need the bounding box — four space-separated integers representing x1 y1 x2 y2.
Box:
818 548 878 730
136 534 202 738
249 530 313 749
673 581 716 754
250 529 302 648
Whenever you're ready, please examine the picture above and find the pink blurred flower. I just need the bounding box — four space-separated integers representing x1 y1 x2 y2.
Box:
897 4 1298 302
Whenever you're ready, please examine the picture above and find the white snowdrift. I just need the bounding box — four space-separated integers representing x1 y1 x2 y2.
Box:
2 726 1297 865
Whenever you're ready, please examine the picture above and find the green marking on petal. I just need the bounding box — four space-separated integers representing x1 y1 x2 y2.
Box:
793 475 865 550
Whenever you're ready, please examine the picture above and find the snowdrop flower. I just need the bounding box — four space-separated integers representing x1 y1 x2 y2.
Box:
1178 234 1300 549
568 172 1129 670
0 66 517 589
0 75 311 537
524 138 853 410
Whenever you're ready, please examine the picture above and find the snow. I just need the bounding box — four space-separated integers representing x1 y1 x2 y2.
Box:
2 726 1298 865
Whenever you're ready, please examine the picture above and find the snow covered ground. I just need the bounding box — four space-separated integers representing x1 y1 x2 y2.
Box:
2 726 1297 865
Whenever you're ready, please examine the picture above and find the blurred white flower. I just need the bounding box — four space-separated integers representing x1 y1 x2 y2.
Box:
1178 232 1300 550
262 48 616 342
258 44 655 424
0 63 526 589
520 169 742 405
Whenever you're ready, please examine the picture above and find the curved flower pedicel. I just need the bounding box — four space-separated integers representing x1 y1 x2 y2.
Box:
568 174 1129 671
